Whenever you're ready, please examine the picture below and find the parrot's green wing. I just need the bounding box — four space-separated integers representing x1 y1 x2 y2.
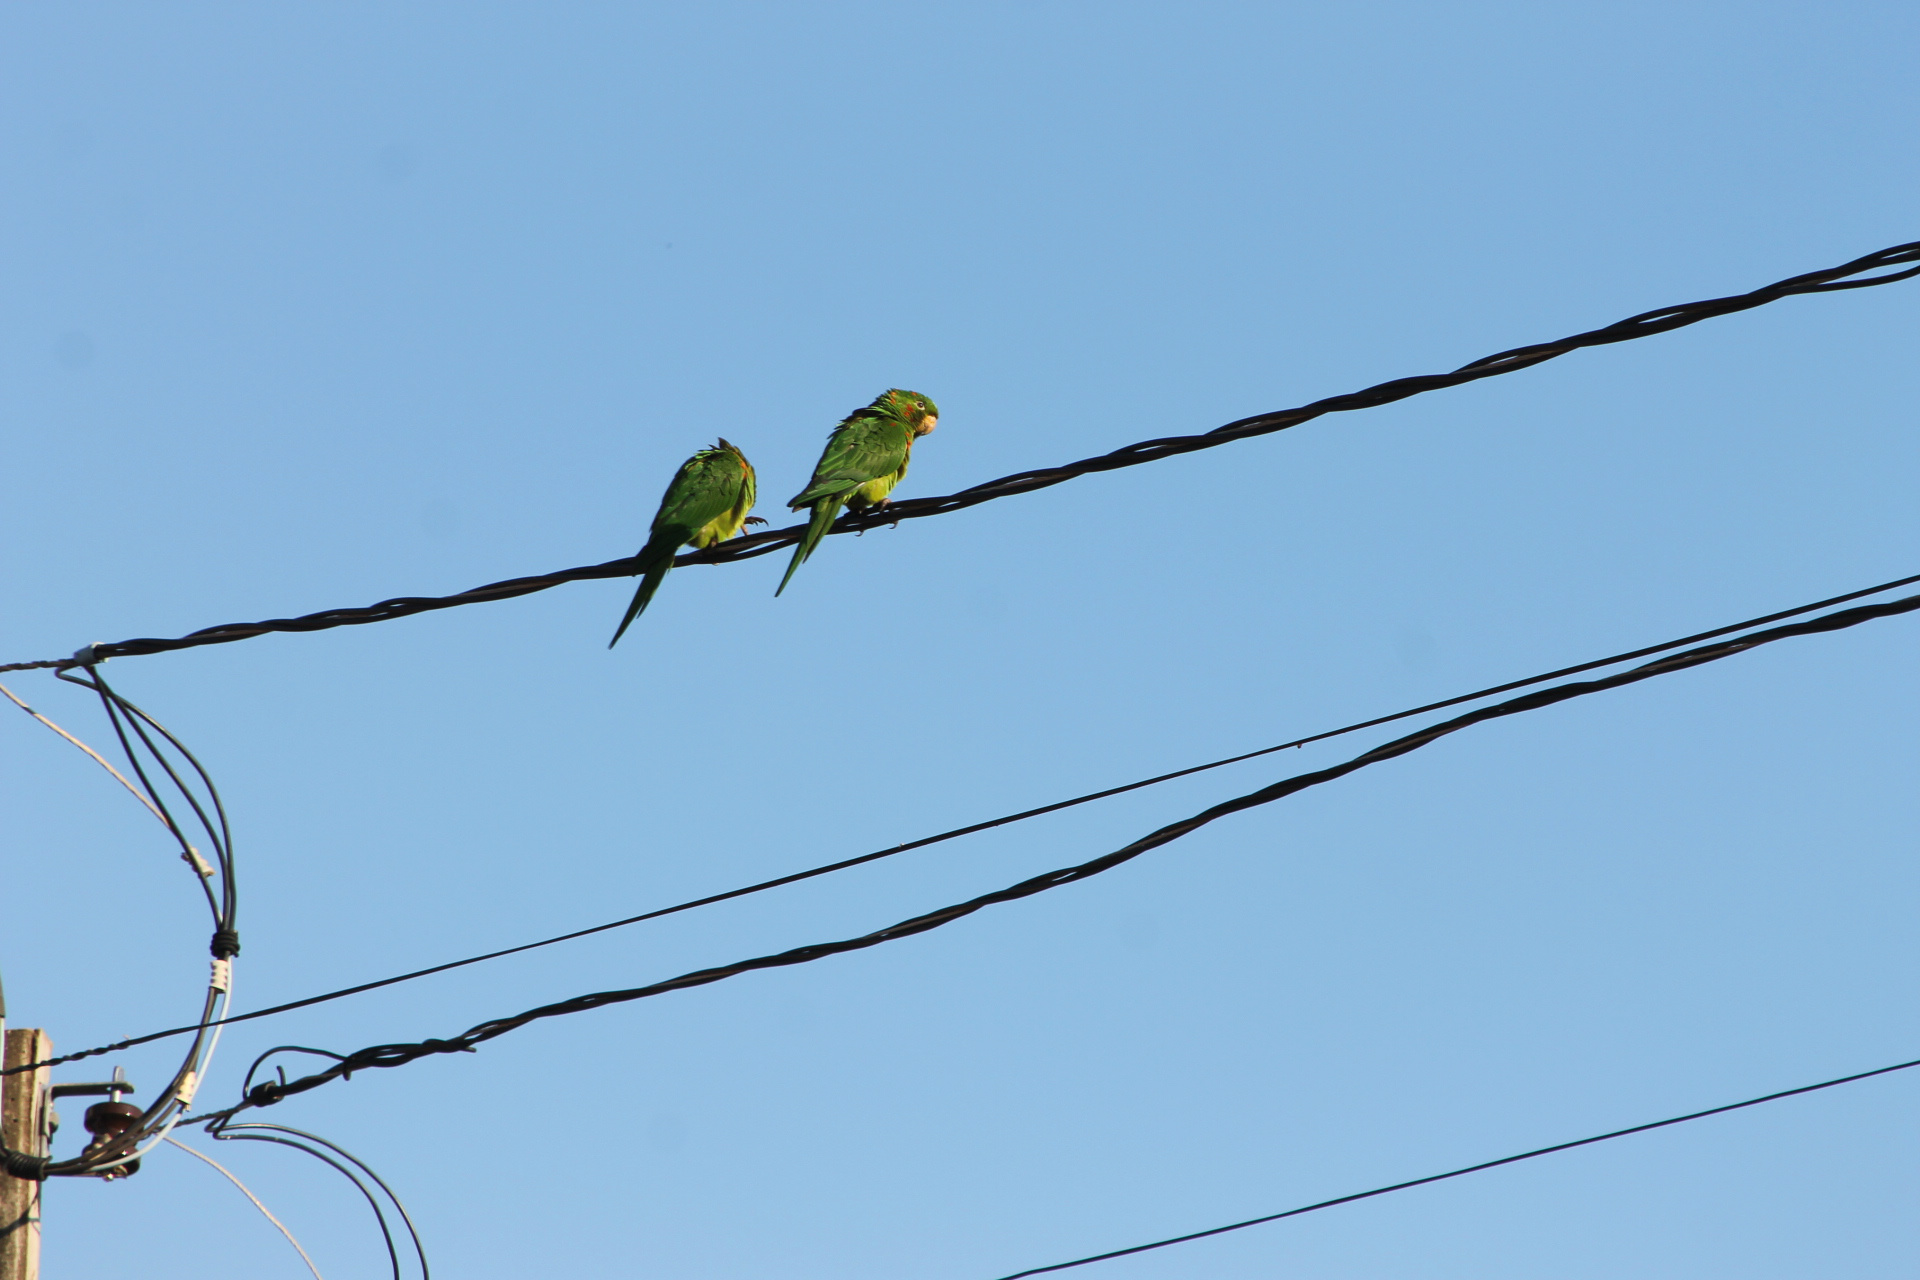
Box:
654 449 750 542
774 415 912 596
776 390 937 597
786 415 913 508
609 446 753 647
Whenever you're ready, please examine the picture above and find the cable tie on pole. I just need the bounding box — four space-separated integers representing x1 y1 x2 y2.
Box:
2 1148 50 1180
211 958 232 994
174 1070 201 1107
182 845 215 879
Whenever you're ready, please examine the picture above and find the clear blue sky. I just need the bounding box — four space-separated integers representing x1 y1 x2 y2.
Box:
4 4 1917 1277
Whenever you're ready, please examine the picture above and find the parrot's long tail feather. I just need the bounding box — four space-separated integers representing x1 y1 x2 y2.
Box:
608 546 675 648
775 499 839 597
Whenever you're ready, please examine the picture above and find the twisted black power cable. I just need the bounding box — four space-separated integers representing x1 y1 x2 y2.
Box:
13 568 1914 1080
3 237 1911 670
990 1054 1920 1278
188 588 1918 1123
240 1046 348 1098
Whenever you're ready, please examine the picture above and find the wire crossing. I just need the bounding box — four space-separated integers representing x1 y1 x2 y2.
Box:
13 569 1914 1077
5 237 1911 671
184 588 1919 1122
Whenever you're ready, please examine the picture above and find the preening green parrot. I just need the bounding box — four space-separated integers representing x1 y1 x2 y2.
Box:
609 438 762 647
775 389 940 596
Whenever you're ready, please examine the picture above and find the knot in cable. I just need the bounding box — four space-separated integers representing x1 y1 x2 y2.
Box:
210 929 241 959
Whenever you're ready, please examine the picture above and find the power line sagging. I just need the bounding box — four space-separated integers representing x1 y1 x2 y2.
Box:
4 239 1911 670
184 588 1920 1124
12 569 1915 1077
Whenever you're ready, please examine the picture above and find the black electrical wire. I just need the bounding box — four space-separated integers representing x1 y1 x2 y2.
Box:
241 1132 402 1277
205 1119 430 1280
55 665 240 937
192 1046 429 1275
3 237 1912 671
989 1054 1920 1278
61 670 223 924
186 588 1919 1123
240 1046 348 1098
10 667 245 1179
14 567 1915 1080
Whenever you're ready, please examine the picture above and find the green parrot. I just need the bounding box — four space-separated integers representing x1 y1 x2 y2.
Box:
609 438 762 647
775 389 940 596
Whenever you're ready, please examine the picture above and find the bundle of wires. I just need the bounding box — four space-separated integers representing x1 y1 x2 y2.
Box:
5 664 242 1178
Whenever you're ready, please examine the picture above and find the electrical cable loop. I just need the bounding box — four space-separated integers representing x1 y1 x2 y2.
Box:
7 665 244 1177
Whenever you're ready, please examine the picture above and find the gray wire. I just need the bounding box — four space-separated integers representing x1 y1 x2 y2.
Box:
166 1137 326 1280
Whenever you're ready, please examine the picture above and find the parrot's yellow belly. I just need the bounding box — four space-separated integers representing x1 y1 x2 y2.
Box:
850 458 910 509
690 505 750 548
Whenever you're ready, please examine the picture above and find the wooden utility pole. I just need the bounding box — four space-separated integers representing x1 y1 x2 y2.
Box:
1 1025 52 1280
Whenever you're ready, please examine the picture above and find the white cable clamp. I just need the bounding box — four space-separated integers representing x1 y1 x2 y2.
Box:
210 957 232 993
181 845 215 879
174 1070 201 1107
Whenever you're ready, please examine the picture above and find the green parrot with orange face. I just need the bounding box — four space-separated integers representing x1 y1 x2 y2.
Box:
609 438 761 647
775 389 940 596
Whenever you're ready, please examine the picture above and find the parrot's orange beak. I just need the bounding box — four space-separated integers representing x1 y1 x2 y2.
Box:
917 414 938 436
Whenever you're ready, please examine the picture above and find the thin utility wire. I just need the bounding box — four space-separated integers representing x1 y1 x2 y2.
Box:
15 568 1915 1077
5 237 1913 671
191 588 1920 1122
217 1123 429 1280
989 1054 1920 1278
0 680 170 824
206 1121 430 1280
166 1137 326 1280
